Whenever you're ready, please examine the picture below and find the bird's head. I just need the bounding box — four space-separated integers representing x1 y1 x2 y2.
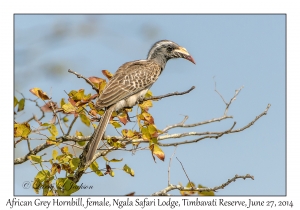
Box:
147 40 195 66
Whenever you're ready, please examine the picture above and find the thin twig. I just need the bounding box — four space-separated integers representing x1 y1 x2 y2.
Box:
68 69 98 92
49 100 65 135
17 92 46 123
176 157 192 186
168 146 177 186
66 116 78 135
231 104 271 133
158 122 236 146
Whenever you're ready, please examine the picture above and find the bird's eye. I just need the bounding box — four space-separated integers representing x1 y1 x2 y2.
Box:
166 46 173 52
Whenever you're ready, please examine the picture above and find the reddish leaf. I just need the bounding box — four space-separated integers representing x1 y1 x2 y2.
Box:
68 98 76 106
142 112 154 124
102 70 113 80
89 109 98 117
41 101 57 112
118 113 128 125
88 76 105 84
105 164 112 175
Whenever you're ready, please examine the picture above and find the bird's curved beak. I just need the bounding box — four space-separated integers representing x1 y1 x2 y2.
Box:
175 47 196 64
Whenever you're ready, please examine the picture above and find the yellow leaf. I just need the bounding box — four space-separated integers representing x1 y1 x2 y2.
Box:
79 113 91 127
62 102 76 113
99 80 107 94
62 116 69 122
111 121 122 128
89 161 104 176
14 123 31 138
76 131 83 136
60 98 66 108
72 89 84 101
18 98 25 112
32 178 41 194
14 96 18 107
48 124 58 137
61 146 69 154
29 88 50 100
52 150 58 160
148 124 157 135
102 70 113 80
28 155 42 163
150 144 165 161
102 156 109 162
110 158 123 162
123 164 135 176
144 90 153 98
127 130 135 138
198 184 215 196
109 170 115 177
139 100 153 110
141 127 151 140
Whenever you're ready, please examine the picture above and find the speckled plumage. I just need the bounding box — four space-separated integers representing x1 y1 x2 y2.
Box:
86 40 195 162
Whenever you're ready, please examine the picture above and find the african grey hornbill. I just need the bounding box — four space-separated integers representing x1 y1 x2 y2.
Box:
86 40 195 162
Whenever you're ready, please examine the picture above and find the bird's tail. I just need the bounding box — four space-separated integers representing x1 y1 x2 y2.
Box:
86 106 114 162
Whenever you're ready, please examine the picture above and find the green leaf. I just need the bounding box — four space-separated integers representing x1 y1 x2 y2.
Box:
141 127 151 140
62 102 76 113
102 156 109 162
70 158 80 171
123 164 134 177
60 98 66 108
110 158 123 162
144 90 153 98
56 178 79 196
198 184 215 196
48 124 58 137
89 161 104 176
109 170 115 177
72 89 84 101
35 170 50 182
32 178 41 194
52 150 58 160
148 124 157 135
111 121 122 128
62 116 69 122
28 155 42 163
79 113 90 127
61 146 69 154
14 97 19 107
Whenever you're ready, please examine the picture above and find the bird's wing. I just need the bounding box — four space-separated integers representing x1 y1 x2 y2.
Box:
96 60 161 109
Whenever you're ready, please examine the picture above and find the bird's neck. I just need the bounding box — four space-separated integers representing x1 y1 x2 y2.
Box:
148 55 168 70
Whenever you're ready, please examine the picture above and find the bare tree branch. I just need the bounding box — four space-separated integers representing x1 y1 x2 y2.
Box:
152 174 254 196
230 104 271 133
15 101 270 165
162 115 233 133
146 86 195 101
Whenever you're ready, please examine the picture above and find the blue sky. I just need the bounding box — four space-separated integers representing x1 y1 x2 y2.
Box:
14 14 285 196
